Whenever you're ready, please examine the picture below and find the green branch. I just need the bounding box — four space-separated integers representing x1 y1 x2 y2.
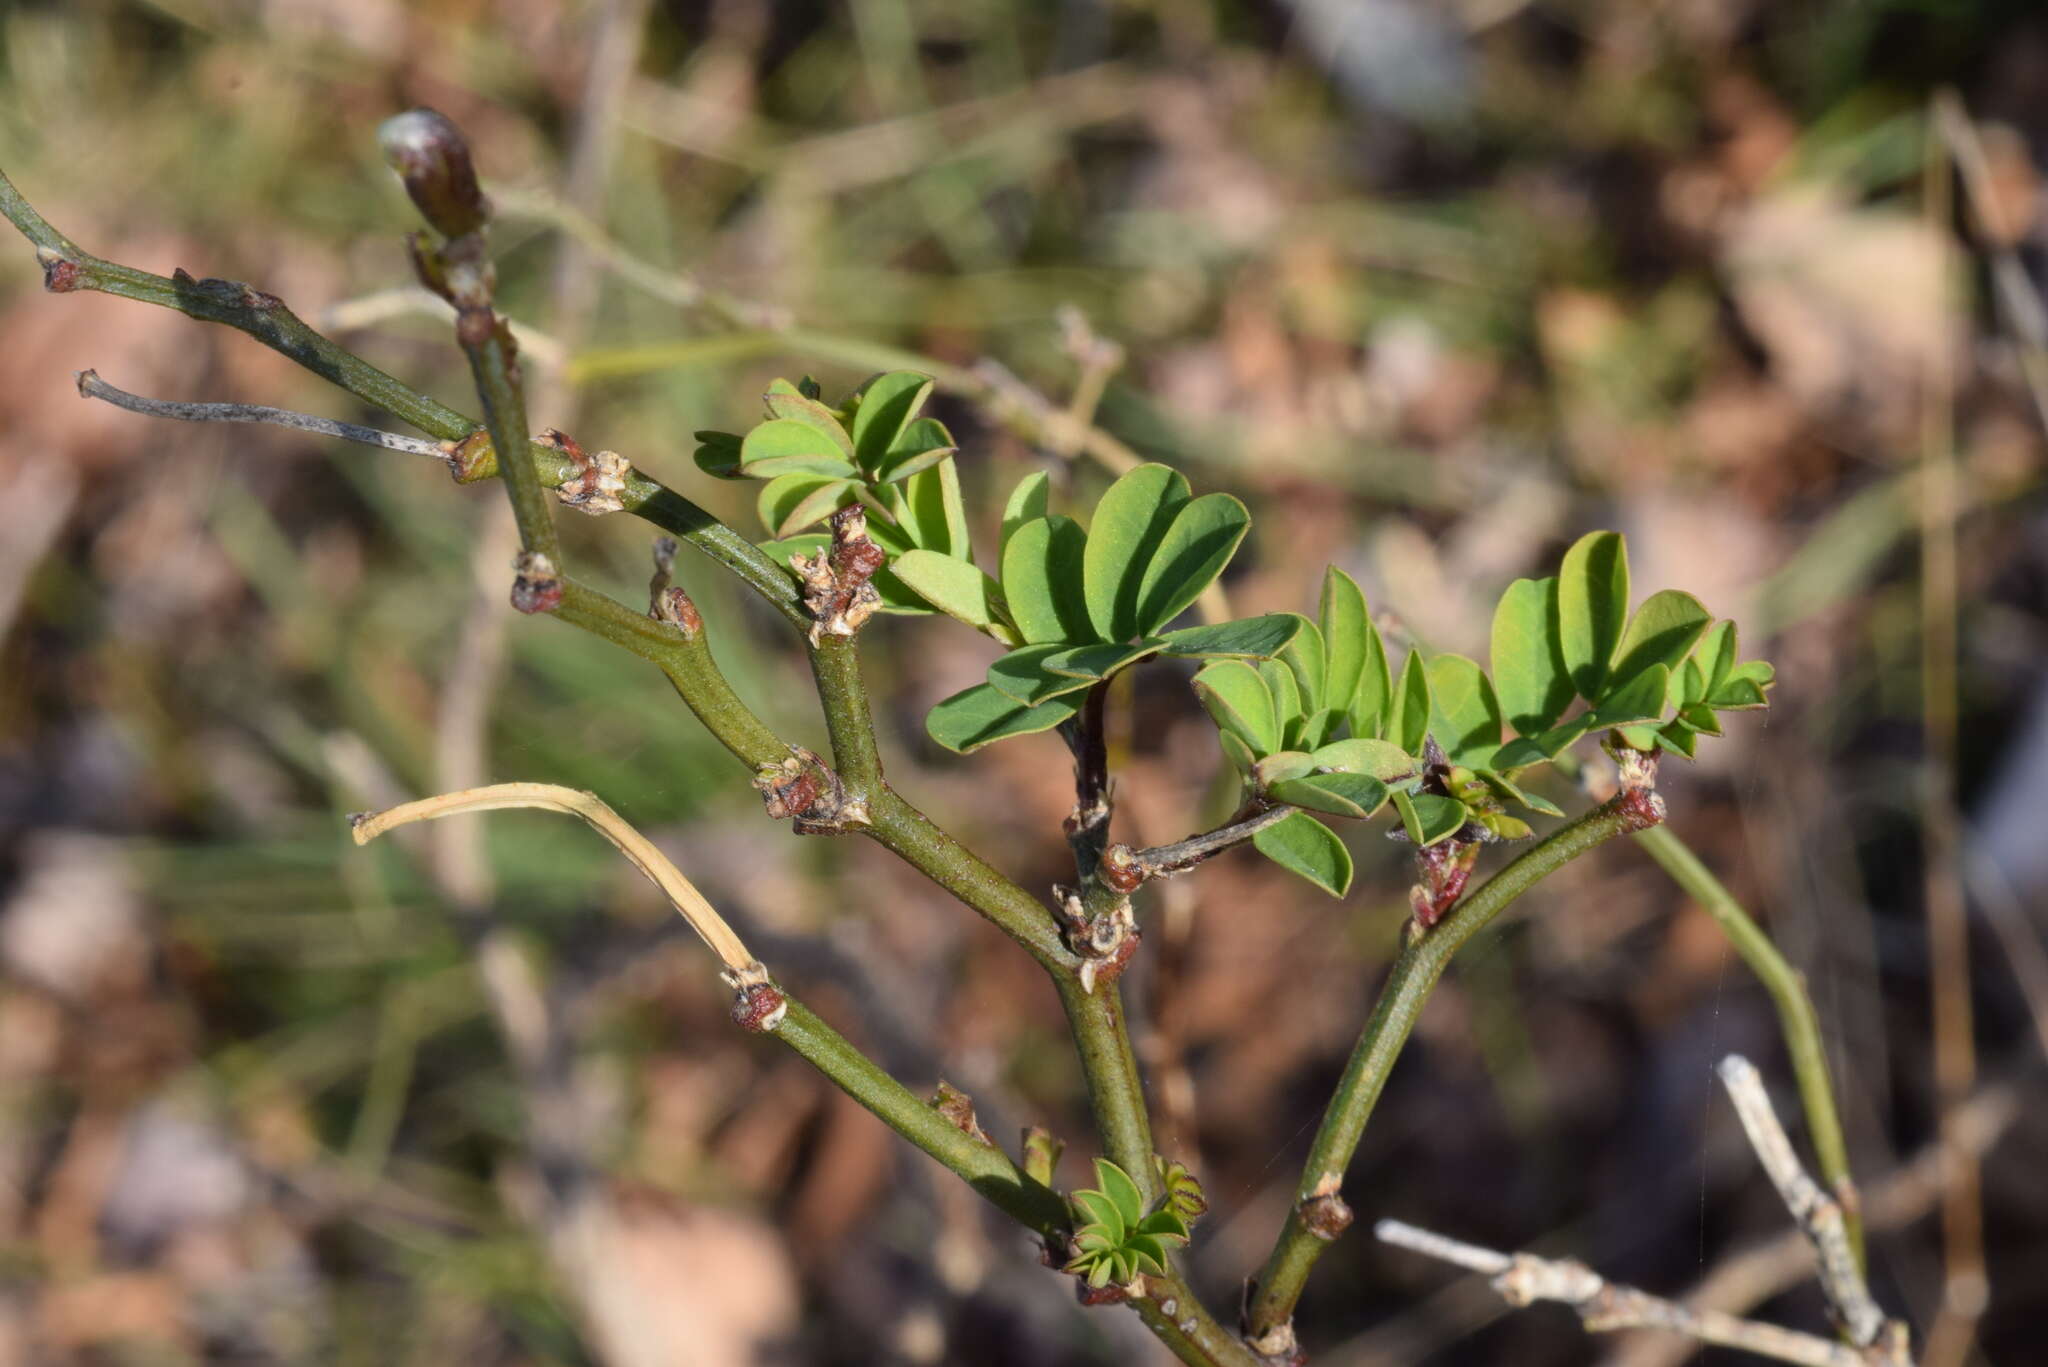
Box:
1630 822 1862 1262
550 581 788 768
1246 794 1654 1344
774 999 1071 1238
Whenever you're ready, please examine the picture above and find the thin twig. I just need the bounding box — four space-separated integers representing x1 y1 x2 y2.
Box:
1613 1083 2017 1367
75 369 448 458
1375 1220 1900 1367
1716 1057 1887 1346
1376 1053 1912 1367
1133 806 1294 876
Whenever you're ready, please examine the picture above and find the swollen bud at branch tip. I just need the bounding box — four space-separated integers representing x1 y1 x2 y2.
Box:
378 108 489 239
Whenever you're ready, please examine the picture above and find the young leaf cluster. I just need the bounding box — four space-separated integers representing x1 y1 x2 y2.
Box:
694 372 970 613
699 376 1773 902
909 462 1306 752
1064 1159 1193 1290
1194 532 1773 897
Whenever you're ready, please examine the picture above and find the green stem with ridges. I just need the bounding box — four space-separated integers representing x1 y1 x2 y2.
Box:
806 636 886 799
1246 795 1648 1342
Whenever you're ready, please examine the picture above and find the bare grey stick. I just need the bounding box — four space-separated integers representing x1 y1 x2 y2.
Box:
76 369 447 458
1718 1055 1889 1346
1374 1054 1916 1367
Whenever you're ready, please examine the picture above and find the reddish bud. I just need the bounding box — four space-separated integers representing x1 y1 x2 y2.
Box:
510 551 562 615
39 254 81 293
1099 844 1143 895
1615 786 1666 832
729 981 787 1033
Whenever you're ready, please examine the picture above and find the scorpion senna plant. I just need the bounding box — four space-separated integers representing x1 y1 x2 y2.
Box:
0 108 1860 1367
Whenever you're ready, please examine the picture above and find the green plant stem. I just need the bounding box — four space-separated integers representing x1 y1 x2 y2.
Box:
551 582 788 768
773 998 1071 1238
807 636 885 798
1631 822 1863 1262
6 164 1250 1365
1246 796 1646 1342
860 786 1074 974
0 167 805 629
1127 1276 1263 1367
1057 977 1157 1197
460 313 561 569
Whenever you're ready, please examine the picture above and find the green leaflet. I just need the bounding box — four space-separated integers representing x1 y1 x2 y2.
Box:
761 380 855 455
1306 737 1417 781
1267 772 1390 819
849 371 934 472
1133 492 1251 634
1253 811 1354 896
1156 613 1300 659
756 472 854 539
692 429 744 478
1320 567 1370 719
1491 576 1574 736
1473 768 1564 818
1252 751 1315 787
739 416 859 479
1391 651 1431 755
1586 663 1670 729
925 684 1080 753
1000 470 1050 553
1083 464 1190 642
1043 639 1163 680
1192 660 1280 755
987 644 1099 706
895 458 969 556
1259 659 1305 749
1608 589 1711 700
1425 654 1502 766
1391 789 1470 847
1279 620 1327 717
890 549 1017 643
1558 530 1629 700
872 418 957 484
1002 515 1091 644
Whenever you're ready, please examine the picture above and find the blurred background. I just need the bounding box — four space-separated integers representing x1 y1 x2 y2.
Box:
1 0 2045 1363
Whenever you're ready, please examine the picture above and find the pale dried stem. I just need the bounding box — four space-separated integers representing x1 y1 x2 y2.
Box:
76 369 446 458
1374 1219 1904 1367
350 783 767 989
1612 1083 2016 1367
1716 1056 1888 1346
1377 1054 1915 1367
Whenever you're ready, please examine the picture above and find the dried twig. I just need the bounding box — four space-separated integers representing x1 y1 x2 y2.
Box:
1374 1219 1903 1367
1717 1056 1888 1346
350 782 771 997
76 369 446 457
1376 1054 1914 1367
